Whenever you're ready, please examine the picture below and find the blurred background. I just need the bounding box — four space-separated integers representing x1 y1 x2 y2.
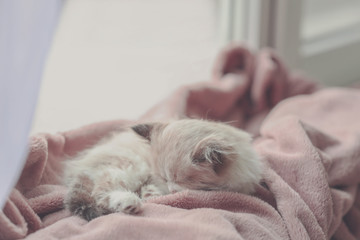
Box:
32 0 360 133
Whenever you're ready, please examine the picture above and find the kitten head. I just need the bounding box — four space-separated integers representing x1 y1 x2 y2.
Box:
132 119 262 194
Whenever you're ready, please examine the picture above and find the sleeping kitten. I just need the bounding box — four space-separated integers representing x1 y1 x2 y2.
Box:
63 119 262 220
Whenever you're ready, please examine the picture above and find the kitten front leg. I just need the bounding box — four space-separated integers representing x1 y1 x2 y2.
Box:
64 174 102 221
140 184 166 199
98 190 142 214
92 169 144 215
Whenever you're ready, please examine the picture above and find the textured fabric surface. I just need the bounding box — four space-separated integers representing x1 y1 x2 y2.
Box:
1 46 359 240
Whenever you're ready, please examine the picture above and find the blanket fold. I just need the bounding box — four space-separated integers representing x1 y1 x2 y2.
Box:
142 45 317 135
1 45 359 240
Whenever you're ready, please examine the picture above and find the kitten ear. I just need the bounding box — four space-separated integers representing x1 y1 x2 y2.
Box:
192 142 227 175
131 123 154 141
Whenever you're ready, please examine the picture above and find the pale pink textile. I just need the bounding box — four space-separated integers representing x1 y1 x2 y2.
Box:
1 45 359 240
142 45 317 135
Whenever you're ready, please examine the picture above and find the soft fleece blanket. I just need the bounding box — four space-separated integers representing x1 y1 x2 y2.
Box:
1 45 360 240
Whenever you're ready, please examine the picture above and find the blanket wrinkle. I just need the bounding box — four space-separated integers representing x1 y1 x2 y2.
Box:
1 45 360 240
142 45 317 135
343 188 360 237
211 44 254 82
250 49 288 112
16 133 65 194
259 88 360 239
265 168 326 240
260 128 331 239
27 186 66 215
7 189 41 235
0 200 26 240
16 136 48 193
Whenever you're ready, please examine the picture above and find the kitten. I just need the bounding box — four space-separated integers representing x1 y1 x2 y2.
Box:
63 119 263 221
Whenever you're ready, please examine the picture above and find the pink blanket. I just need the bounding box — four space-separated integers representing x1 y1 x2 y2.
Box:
1 45 360 240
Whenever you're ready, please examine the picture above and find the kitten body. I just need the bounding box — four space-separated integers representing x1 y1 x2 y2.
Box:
63 119 262 220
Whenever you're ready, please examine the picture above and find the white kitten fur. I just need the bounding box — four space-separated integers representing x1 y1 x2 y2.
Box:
150 120 262 194
107 191 141 214
65 131 151 190
64 119 263 220
64 131 155 218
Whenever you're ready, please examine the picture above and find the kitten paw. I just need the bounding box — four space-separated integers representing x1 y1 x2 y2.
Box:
107 191 142 214
140 184 163 199
64 175 101 221
73 204 101 221
65 194 101 221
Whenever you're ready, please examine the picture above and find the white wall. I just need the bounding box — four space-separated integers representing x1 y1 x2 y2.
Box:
32 0 219 133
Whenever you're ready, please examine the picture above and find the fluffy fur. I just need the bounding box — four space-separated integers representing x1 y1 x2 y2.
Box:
63 119 263 220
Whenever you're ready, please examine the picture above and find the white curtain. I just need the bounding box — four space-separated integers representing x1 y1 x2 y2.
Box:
0 0 62 208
